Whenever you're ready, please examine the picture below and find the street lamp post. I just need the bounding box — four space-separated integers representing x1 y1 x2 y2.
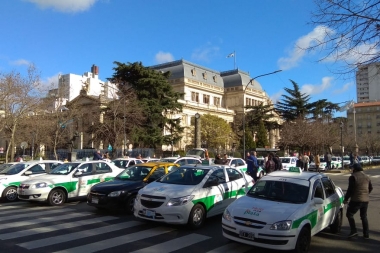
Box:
340 122 344 169
242 70 282 159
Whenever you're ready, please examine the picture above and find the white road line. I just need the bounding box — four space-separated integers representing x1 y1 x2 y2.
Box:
206 242 252 253
371 175 380 178
0 208 68 221
52 226 175 253
130 233 211 253
0 206 59 215
18 221 144 250
0 212 92 230
0 201 31 207
0 216 118 240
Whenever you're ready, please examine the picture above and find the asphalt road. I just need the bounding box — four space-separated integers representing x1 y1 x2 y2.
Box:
0 169 378 253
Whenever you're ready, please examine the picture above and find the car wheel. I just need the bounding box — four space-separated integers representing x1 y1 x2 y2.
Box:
2 186 18 202
125 195 136 215
330 209 343 233
188 204 206 229
48 189 66 206
293 226 311 253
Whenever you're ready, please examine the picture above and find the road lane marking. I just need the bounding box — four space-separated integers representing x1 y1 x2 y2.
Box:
0 208 69 221
0 216 118 240
130 233 211 253
51 226 174 253
18 221 144 250
206 242 252 253
0 212 93 230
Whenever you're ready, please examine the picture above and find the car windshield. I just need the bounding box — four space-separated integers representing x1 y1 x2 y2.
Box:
49 163 80 175
247 180 308 204
160 158 176 163
320 157 326 162
116 165 153 181
280 158 290 163
158 167 209 185
0 163 28 175
0 164 14 172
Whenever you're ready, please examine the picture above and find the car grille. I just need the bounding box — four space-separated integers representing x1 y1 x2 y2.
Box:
89 191 106 196
140 194 166 208
19 184 29 189
233 216 266 229
141 199 164 208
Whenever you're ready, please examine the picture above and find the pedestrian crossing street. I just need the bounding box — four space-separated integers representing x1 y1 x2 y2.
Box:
0 201 254 253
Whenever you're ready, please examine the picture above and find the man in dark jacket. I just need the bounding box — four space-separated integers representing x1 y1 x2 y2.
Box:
246 151 258 181
344 163 373 238
93 150 103 160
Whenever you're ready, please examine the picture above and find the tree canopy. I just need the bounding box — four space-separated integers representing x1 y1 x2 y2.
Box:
109 62 184 148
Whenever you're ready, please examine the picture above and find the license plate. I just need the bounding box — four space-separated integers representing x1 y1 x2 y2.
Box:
144 209 155 218
91 197 98 204
239 230 254 240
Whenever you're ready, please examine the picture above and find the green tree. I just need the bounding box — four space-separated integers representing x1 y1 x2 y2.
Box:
245 102 275 135
109 62 184 148
275 80 312 121
199 114 233 150
256 120 269 148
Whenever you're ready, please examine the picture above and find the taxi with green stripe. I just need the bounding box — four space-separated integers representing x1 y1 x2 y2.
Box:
222 167 344 253
134 164 254 229
17 160 122 206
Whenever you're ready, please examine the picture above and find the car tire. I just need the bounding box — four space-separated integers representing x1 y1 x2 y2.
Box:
188 204 206 229
330 209 343 233
2 186 18 202
48 189 66 206
293 226 311 253
125 195 136 215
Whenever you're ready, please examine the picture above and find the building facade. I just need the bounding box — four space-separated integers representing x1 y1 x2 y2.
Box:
356 63 380 102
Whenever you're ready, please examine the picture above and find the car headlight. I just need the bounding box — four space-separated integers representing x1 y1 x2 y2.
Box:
270 220 292 230
167 195 194 206
30 182 48 189
108 191 123 197
222 208 232 222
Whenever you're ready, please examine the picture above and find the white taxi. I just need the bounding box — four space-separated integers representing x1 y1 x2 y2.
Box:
18 161 122 206
0 160 63 202
222 167 344 253
134 164 254 229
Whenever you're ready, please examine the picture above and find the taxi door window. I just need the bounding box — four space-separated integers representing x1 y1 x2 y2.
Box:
321 178 335 198
208 169 226 184
237 159 245 166
77 164 93 176
226 168 243 182
313 180 324 199
27 164 46 175
177 159 186 166
168 165 178 172
95 162 112 174
48 163 61 172
230 159 238 167
187 159 198 165
129 160 135 166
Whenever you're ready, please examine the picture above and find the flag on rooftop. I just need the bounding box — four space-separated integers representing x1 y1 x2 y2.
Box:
338 100 354 112
226 52 235 58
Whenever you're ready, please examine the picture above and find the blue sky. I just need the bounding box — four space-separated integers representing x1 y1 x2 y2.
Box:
0 0 357 116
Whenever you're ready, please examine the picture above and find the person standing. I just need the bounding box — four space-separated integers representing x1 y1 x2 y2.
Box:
344 163 373 238
315 154 321 173
272 153 280 171
246 151 258 182
221 154 229 165
325 152 332 170
265 153 275 174
296 154 304 169
214 154 222 164
302 153 310 171
93 150 103 160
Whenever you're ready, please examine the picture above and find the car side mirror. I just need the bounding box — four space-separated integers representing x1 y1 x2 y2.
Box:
24 171 32 176
204 178 219 188
313 198 324 205
74 171 83 177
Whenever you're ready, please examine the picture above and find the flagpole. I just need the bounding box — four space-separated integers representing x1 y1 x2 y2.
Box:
234 50 236 69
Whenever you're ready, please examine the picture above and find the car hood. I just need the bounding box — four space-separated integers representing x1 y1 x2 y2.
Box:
227 196 300 223
139 182 196 198
91 179 143 193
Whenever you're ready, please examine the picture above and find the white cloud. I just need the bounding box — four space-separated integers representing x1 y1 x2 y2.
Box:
10 59 30 66
191 43 220 62
278 26 334 70
333 82 353 94
323 42 379 64
300 76 333 95
24 0 97 13
155 51 175 64
39 72 61 94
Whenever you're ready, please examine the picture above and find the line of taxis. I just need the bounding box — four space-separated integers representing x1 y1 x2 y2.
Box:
0 158 344 253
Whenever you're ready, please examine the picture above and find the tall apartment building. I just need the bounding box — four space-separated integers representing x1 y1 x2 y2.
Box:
356 63 380 102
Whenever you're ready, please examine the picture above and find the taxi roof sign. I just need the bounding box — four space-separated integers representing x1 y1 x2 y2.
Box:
289 167 302 173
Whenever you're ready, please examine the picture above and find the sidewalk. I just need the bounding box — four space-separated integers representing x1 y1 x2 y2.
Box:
325 164 378 173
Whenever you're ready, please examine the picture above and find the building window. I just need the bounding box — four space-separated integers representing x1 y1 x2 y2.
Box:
203 94 210 104
191 68 196 76
213 75 217 82
214 97 220 107
202 72 207 80
191 92 199 102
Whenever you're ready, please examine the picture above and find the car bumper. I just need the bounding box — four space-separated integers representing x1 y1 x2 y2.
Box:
221 218 297 251
86 192 127 209
17 188 50 201
134 199 193 225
